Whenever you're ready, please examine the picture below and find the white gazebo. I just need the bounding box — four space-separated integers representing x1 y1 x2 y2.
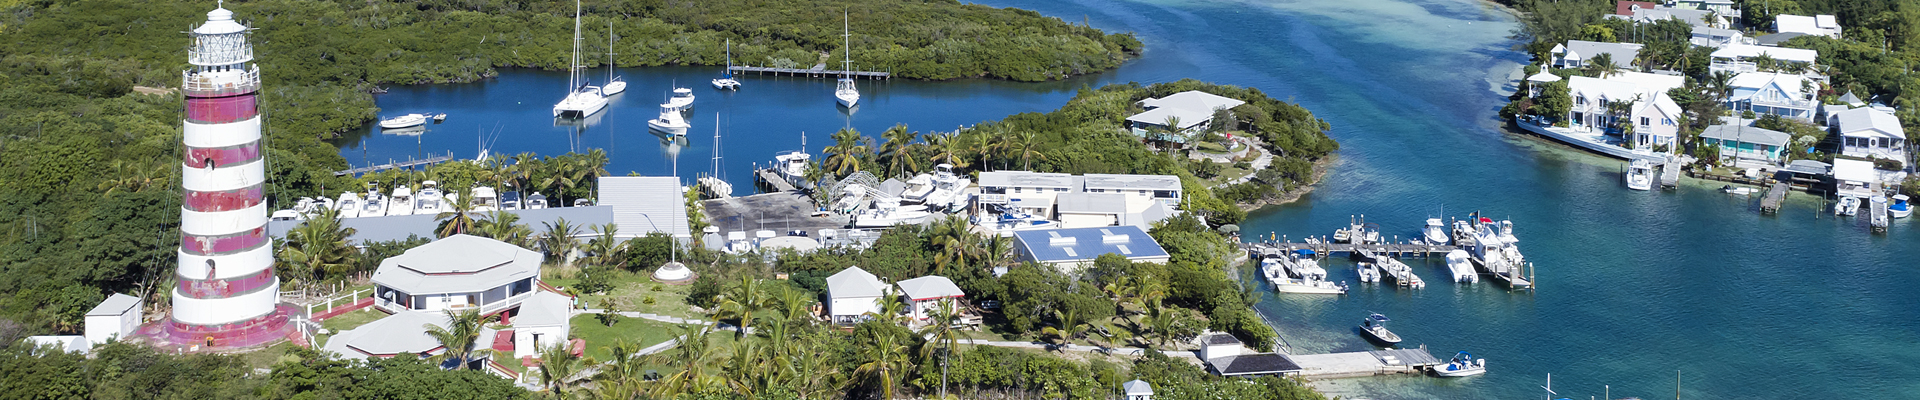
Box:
827 266 888 324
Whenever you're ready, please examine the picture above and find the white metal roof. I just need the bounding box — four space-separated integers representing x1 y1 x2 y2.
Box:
1128 91 1246 128
1123 380 1154 395
1833 159 1877 183
827 266 887 299
1711 44 1817 64
1563 40 1645 65
1526 71 1562 82
513 291 572 328
86 293 141 317
372 234 542 294
977 171 1075 189
25 336 88 353
1083 173 1182 192
325 310 451 358
599 176 690 237
1728 72 1809 101
896 275 965 301
1056 193 1129 214
1834 107 1906 139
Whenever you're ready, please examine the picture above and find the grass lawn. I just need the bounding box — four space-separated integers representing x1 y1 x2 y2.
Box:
239 342 301 370
569 314 682 361
546 270 704 320
319 308 389 332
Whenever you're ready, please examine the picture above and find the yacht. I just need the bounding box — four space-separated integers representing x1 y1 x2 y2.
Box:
1835 196 1859 217
853 200 935 228
834 12 860 108
1444 249 1478 284
1359 314 1402 345
1422 217 1448 245
647 102 690 136
828 186 869 214
1891 194 1912 219
386 186 415 216
526 192 550 210
665 87 695 110
414 180 444 215
1496 219 1519 244
1262 253 1346 295
500 191 523 211
923 163 971 212
361 186 387 217
335 192 362 219
1722 185 1758 195
775 150 811 186
1434 352 1487 377
379 114 428 129
552 0 608 118
1467 216 1531 288
900 174 936 203
470 186 499 213
712 39 741 90
598 21 626 96
1625 159 1653 191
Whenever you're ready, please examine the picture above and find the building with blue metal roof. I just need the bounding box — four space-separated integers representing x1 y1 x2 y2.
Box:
1010 226 1170 270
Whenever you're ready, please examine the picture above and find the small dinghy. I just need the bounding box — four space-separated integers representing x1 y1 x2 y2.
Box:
1359 313 1402 345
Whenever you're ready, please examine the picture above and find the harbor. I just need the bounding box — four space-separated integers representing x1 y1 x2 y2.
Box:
1244 214 1536 291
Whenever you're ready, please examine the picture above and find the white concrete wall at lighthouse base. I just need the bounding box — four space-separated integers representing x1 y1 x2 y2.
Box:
176 246 274 280
171 281 278 326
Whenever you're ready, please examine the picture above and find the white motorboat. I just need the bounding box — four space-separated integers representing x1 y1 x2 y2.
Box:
414 180 444 215
978 209 1059 236
1892 194 1912 219
853 200 935 228
500 191 522 211
775 150 811 186
470 187 499 213
1356 262 1381 283
361 186 387 217
335 192 362 219
552 0 608 118
665 87 695 110
1264 251 1346 295
1422 217 1448 245
1835 196 1859 217
900 174 936 203
526 192 549 210
379 113 428 129
923 163 971 212
386 186 415 216
1625 159 1653 191
1870 195 1890 232
647 102 690 136
712 39 741 90
1496 219 1518 245
828 186 869 214
1434 352 1487 377
1359 313 1402 345
1467 216 1532 289
834 12 860 108
269 209 305 222
599 21 626 96
1722 185 1758 195
1445 249 1478 284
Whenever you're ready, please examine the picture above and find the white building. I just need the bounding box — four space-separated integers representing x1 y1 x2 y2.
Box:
1565 73 1686 151
1832 107 1909 163
1197 333 1298 377
321 310 462 360
1126 91 1246 142
1122 379 1154 400
977 171 1184 230
1710 44 1818 74
1607 6 1727 29
372 234 543 314
1833 158 1880 198
827 266 889 325
510 291 573 359
1691 26 1746 48
1727 72 1815 119
1551 40 1645 69
1011 226 1171 271
895 275 965 321
85 293 142 346
24 336 89 353
1776 14 1842 38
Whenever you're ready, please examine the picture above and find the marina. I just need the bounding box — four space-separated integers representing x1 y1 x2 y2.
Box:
727 65 891 80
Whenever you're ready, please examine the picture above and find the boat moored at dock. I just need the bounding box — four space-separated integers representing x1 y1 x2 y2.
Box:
1892 194 1911 219
1422 217 1449 245
1434 351 1487 377
1626 159 1653 191
1262 250 1347 295
1444 249 1478 284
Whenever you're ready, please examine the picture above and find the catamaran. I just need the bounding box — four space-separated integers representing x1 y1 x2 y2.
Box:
599 20 626 96
834 12 860 108
552 0 608 117
712 39 741 90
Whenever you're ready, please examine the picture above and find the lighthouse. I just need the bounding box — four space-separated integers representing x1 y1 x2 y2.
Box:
159 2 294 350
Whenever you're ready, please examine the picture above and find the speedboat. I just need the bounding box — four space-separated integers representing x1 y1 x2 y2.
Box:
1264 251 1346 295
269 209 305 222
712 39 741 90
647 103 690 136
1356 262 1380 283
853 200 934 228
335 192 362 219
1625 159 1653 191
665 87 695 110
1892 194 1912 219
1722 185 1758 195
1496 219 1518 244
414 180 444 215
900 174 935 203
1434 352 1487 377
380 114 428 129
1835 196 1859 217
1445 250 1478 284
923 163 970 212
386 186 415 216
500 191 522 211
1422 217 1448 245
1359 313 1402 345
526 192 549 210
362 186 387 217
470 187 500 213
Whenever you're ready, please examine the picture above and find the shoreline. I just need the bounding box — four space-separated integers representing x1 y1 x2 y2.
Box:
1235 154 1338 211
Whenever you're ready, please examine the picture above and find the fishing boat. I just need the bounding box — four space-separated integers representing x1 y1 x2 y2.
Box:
552 0 608 118
1434 352 1487 377
1625 159 1653 191
1444 249 1478 283
1870 195 1890 232
500 191 522 211
647 102 690 137
526 192 549 210
361 185 387 217
1422 217 1448 245
469 187 500 213
335 192 362 219
1356 262 1381 283
599 21 626 96
1359 313 1402 345
923 163 971 212
853 200 935 228
833 12 860 108
1891 194 1912 219
900 174 936 203
665 87 695 110
1835 196 1859 217
1264 251 1347 295
379 113 429 129
414 180 444 215
712 39 741 90
386 185 415 216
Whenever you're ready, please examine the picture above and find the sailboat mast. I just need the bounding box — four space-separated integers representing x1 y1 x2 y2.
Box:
842 11 851 75
570 0 582 90
607 20 616 84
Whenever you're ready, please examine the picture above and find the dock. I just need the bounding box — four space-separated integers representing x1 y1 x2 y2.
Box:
1761 182 1790 214
1284 347 1445 379
755 169 797 192
1243 240 1458 259
1371 257 1424 288
1660 157 1682 189
729 64 890 80
334 153 456 176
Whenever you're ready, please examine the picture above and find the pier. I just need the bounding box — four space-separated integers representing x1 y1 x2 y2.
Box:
1285 347 1445 379
334 153 456 176
1243 240 1458 259
1660 158 1682 189
1761 182 1790 214
729 64 890 80
755 169 797 192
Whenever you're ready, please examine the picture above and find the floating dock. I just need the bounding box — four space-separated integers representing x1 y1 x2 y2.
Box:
729 64 890 79
1285 348 1445 379
334 153 456 176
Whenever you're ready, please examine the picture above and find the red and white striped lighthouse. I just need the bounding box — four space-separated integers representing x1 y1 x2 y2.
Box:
159 3 294 349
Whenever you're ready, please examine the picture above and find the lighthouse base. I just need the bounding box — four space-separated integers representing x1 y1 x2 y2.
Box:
135 304 300 353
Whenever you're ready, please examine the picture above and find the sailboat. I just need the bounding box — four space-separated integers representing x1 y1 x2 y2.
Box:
552 0 608 117
697 114 734 198
600 20 626 96
712 39 741 90
834 11 860 108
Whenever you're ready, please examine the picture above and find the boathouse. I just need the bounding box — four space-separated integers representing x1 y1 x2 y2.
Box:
1833 158 1881 198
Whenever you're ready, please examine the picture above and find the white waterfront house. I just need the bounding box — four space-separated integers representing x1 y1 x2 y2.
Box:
1710 44 1818 74
1565 73 1686 151
85 293 142 346
895 275 965 321
1011 226 1171 271
977 171 1184 229
1699 124 1791 164
1727 72 1815 119
1775 14 1842 38
827 266 889 325
1551 40 1644 69
1126 91 1246 143
372 234 542 314
1831 107 1909 163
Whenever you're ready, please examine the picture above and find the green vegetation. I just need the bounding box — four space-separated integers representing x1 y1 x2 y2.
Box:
0 342 527 399
567 314 678 361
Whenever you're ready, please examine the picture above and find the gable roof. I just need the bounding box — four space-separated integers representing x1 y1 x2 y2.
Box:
87 293 141 317
1123 379 1154 395
1615 1 1657 16
1728 72 1809 100
1640 93 1685 122
323 310 452 358
1833 158 1877 183
513 290 572 328
1833 107 1906 139
599 176 690 237
372 234 542 294
896 275 965 301
1700 124 1792 147
1562 40 1645 65
827 266 887 299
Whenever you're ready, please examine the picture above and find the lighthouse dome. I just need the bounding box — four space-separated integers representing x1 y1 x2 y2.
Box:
194 6 247 35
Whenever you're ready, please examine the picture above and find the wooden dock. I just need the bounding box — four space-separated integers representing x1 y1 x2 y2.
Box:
729 64 890 79
1660 158 1682 189
755 169 797 192
1285 347 1444 379
1244 240 1458 259
1371 257 1424 288
1761 182 1790 214
334 153 456 176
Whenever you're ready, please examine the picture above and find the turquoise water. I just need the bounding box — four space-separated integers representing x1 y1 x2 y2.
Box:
338 0 1920 397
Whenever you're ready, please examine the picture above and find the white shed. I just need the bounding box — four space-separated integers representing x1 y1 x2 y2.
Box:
513 290 574 359
1122 379 1154 400
84 293 142 346
25 335 89 353
896 275 965 321
827 266 888 324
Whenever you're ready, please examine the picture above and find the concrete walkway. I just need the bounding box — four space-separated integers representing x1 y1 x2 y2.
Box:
1216 136 1276 187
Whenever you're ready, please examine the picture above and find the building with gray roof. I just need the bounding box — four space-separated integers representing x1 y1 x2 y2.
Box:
1552 40 1644 69
372 234 542 315
320 310 458 360
1127 91 1246 143
1700 124 1792 163
510 290 572 359
85 293 142 346
1011 226 1170 271
896 275 965 321
598 176 690 237
827 266 888 324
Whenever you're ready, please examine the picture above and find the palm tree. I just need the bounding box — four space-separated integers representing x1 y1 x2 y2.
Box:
1587 53 1619 78
474 210 535 247
925 131 964 169
594 339 648 399
540 158 581 207
584 223 623 270
877 124 920 178
722 338 766 396
927 215 981 274
422 308 498 371
279 208 357 292
536 341 588 397
776 285 816 325
435 188 478 237
853 328 913 400
916 298 963 399
581 148 611 190
1040 308 1090 347
1012 131 1047 170
510 152 538 198
825 127 871 176
540 218 583 268
713 276 769 338
648 324 725 397
865 293 909 326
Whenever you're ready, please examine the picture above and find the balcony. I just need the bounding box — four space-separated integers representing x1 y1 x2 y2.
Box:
182 66 260 98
